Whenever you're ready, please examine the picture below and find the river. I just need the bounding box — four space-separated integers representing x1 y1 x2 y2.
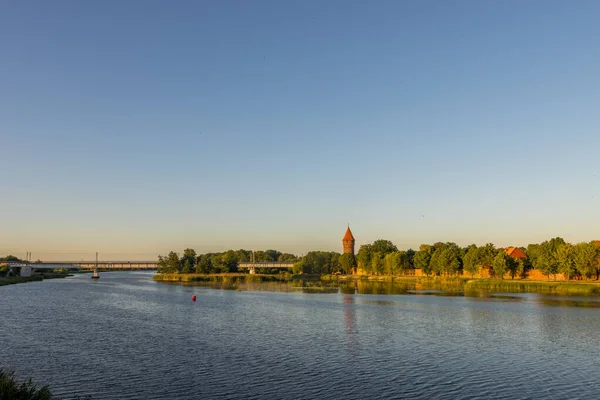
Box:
1 272 599 399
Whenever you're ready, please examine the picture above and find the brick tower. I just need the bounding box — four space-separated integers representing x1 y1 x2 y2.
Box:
342 225 355 255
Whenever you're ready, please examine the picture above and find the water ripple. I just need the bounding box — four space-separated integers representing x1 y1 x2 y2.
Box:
2 272 600 399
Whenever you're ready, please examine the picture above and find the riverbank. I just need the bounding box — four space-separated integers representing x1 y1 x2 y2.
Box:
0 273 71 287
325 275 600 295
0 275 43 286
153 273 293 283
154 273 600 296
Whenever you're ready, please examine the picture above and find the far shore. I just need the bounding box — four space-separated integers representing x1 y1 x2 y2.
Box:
153 273 600 296
0 273 72 287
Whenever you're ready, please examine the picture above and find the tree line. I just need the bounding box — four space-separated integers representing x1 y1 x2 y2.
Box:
157 237 600 280
157 249 299 274
358 237 600 280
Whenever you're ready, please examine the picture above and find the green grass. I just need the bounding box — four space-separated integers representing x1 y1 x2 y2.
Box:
0 276 43 287
154 272 600 296
464 279 600 295
153 273 288 283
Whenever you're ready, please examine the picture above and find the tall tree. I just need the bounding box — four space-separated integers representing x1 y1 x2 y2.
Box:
357 244 373 274
556 243 576 280
338 253 357 274
534 241 558 280
157 251 180 274
181 248 197 271
414 245 433 275
492 250 513 279
463 245 479 277
278 253 298 262
439 247 461 275
477 243 497 268
371 240 398 255
573 242 599 279
196 253 213 274
265 249 282 262
371 252 384 275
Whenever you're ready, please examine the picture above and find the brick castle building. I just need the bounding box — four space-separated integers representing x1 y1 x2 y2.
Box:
342 225 355 255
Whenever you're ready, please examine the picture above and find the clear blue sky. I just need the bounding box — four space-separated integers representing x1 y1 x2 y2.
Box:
2 0 600 260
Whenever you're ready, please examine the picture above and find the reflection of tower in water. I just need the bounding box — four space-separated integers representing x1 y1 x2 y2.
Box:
343 295 359 358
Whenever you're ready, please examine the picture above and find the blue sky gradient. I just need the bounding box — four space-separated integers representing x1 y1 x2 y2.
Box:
2 1 600 260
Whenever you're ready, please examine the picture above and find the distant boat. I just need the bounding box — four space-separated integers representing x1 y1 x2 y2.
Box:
91 252 100 280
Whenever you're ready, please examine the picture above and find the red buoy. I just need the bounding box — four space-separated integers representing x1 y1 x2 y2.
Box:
192 295 197 302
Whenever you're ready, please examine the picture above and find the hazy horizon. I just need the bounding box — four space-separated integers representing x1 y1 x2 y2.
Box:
3 1 600 261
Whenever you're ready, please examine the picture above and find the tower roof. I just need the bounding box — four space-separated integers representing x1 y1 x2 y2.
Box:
342 226 355 241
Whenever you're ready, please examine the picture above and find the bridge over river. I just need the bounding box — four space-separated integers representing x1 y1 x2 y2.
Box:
6 261 158 270
5 261 294 275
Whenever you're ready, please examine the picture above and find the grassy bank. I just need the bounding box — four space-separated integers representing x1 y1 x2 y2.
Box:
153 273 291 283
154 272 600 296
325 274 600 295
0 275 43 287
464 279 600 295
0 273 71 287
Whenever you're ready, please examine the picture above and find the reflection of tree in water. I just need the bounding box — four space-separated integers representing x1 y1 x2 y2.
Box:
343 294 359 359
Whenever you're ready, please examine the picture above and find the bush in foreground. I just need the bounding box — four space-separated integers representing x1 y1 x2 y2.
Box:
0 370 91 400
0 369 54 400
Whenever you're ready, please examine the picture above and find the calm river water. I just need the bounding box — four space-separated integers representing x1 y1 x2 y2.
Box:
1 272 600 399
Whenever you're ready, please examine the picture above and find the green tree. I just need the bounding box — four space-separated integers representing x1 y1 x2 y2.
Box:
477 243 497 268
406 249 415 268
182 259 192 274
383 252 400 275
278 253 298 262
338 253 357 274
462 245 479 277
235 249 251 262
439 246 461 275
516 258 527 278
414 245 433 275
221 250 238 273
525 244 541 267
157 251 180 274
265 249 282 262
573 242 599 279
492 250 512 279
430 247 443 275
0 255 22 262
371 252 384 275
535 241 558 280
181 248 196 271
196 254 213 274
292 260 304 274
356 244 373 274
556 243 576 280
371 240 398 255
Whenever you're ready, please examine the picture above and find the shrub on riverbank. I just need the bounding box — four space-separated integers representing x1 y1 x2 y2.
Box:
0 369 54 400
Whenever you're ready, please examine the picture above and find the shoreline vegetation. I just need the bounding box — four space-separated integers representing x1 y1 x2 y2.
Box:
154 236 600 296
153 273 600 296
0 256 72 287
0 369 92 400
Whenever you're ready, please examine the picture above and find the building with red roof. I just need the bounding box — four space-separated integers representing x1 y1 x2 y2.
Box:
504 247 527 260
